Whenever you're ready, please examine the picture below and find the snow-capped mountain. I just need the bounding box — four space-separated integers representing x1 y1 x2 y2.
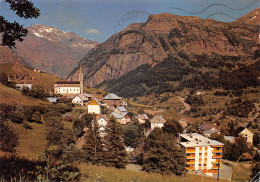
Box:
13 24 99 78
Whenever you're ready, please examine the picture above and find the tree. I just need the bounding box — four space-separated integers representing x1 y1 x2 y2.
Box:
82 121 103 165
122 124 142 148
0 119 18 152
1 0 40 48
142 128 186 175
102 117 127 168
31 111 41 123
73 113 94 137
162 119 183 136
9 104 25 123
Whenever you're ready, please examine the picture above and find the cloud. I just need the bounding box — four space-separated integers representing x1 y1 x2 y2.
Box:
85 29 102 35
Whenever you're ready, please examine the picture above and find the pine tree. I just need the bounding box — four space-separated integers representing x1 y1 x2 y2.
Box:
82 121 103 165
102 117 127 168
142 128 186 175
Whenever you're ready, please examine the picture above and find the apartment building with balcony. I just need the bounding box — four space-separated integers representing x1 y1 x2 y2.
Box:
179 133 224 176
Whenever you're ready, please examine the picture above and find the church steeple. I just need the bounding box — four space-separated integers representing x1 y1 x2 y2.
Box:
79 64 84 94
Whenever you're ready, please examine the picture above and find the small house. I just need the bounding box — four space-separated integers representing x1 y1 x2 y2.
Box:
239 128 254 145
62 114 75 121
103 93 121 106
47 97 58 103
88 99 101 115
137 114 149 124
72 94 88 106
150 115 167 129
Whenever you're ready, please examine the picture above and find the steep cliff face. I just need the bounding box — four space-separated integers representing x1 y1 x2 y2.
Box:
67 9 259 97
13 25 98 78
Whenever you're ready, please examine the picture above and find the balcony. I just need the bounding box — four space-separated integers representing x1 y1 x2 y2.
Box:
186 166 195 170
186 155 195 159
187 161 195 164
213 149 222 153
212 155 222 158
186 148 195 153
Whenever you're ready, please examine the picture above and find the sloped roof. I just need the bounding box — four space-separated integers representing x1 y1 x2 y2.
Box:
198 123 216 131
111 112 127 119
96 114 109 121
150 115 167 124
78 94 88 101
88 99 99 105
55 81 80 84
94 94 103 99
103 93 121 100
116 106 127 112
138 114 149 120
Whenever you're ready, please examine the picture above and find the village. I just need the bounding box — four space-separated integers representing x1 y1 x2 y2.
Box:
13 65 258 180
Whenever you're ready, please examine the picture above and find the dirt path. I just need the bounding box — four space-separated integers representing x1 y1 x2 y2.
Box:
178 97 191 114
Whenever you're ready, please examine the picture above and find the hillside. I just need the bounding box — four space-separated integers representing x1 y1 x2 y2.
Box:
67 8 259 98
12 25 99 78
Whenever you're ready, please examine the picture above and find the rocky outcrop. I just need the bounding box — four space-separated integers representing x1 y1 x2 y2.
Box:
67 9 259 94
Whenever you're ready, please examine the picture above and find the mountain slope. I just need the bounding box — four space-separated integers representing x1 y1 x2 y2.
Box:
13 25 98 78
68 9 259 97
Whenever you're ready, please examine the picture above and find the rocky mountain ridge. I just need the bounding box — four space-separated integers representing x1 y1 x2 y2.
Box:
67 9 259 97
13 24 98 78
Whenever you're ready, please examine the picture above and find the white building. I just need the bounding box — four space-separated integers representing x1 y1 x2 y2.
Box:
54 65 84 96
72 94 88 106
137 114 149 124
88 99 101 114
54 81 81 95
150 115 167 129
239 128 254 146
96 114 109 137
179 133 224 176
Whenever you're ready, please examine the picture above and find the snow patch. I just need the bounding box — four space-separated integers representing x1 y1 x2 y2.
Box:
251 16 256 20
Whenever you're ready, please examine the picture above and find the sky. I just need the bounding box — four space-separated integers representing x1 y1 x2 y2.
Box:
0 0 259 43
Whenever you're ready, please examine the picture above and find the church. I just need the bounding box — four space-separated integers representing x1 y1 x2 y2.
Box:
54 66 84 96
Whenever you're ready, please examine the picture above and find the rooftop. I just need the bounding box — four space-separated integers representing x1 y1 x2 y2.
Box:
150 115 167 124
55 81 80 84
138 114 149 120
103 93 121 100
198 123 217 131
111 112 127 119
116 106 127 112
179 133 224 147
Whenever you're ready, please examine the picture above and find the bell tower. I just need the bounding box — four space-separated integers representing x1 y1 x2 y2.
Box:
79 64 84 94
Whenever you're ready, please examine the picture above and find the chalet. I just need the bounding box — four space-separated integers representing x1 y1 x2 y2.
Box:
88 99 101 115
137 114 149 124
238 127 254 145
150 115 167 129
16 83 32 90
72 94 88 106
179 133 224 176
111 112 130 124
103 93 121 106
